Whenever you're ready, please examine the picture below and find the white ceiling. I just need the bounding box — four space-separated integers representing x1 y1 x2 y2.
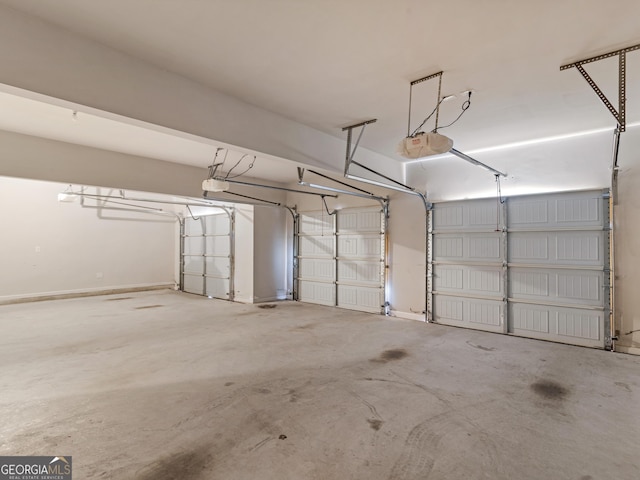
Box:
0 0 639 194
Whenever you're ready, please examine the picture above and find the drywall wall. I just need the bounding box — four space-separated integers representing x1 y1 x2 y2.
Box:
612 133 640 354
253 206 289 302
0 5 401 180
386 192 427 320
224 204 291 304
0 176 176 301
0 129 287 203
233 204 255 303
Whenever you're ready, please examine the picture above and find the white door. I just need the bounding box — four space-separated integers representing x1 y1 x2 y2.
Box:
336 208 386 313
181 209 234 300
297 211 336 306
297 207 386 313
430 198 507 333
507 190 610 348
429 190 611 348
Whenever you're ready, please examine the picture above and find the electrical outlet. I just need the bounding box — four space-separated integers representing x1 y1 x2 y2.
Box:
96 272 103 279
35 246 41 253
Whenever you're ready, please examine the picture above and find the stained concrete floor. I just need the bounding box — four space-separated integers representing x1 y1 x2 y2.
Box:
0 290 639 479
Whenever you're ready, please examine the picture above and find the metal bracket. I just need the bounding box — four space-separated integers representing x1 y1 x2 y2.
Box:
561 42 640 132
342 119 377 176
408 71 443 136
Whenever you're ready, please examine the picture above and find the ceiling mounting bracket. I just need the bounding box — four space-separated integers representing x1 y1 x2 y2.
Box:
561 42 640 132
408 71 443 136
342 119 377 176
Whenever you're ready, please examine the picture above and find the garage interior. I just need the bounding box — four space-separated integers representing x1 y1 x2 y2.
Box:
0 1 639 479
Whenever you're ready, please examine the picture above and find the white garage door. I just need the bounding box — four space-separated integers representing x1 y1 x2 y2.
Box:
507 190 610 348
430 198 507 334
181 209 234 300
430 190 611 348
297 211 336 306
297 207 386 314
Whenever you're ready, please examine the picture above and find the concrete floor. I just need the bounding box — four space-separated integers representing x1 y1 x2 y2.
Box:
0 290 639 480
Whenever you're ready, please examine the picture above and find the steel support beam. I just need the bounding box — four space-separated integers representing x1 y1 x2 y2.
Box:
561 42 640 132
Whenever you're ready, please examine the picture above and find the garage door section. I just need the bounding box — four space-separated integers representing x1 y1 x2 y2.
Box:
337 208 386 313
297 211 336 306
181 209 234 300
430 189 611 348
430 198 507 333
297 207 386 313
508 190 610 348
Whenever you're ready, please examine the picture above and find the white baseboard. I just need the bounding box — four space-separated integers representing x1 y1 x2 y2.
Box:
389 310 426 322
0 283 174 305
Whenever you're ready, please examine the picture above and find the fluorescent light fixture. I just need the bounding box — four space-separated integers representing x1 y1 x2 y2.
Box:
404 121 640 164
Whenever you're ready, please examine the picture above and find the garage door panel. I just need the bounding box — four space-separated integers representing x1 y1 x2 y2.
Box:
205 236 231 255
434 233 503 262
338 260 382 285
205 257 230 277
338 209 381 233
299 235 334 257
337 285 383 313
509 231 605 266
299 258 335 282
184 219 204 236
509 193 603 228
299 212 333 235
204 214 231 235
183 256 204 275
432 198 506 333
297 207 385 314
508 191 604 230
182 211 233 300
510 268 603 306
183 236 204 255
434 265 504 297
434 294 505 332
183 274 204 295
338 235 381 258
509 303 603 347
433 198 499 231
430 189 609 348
299 280 336 306
205 277 229 298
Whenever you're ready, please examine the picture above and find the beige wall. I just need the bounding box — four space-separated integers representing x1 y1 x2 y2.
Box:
387 192 427 320
0 177 176 301
227 204 290 304
233 204 255 303
253 205 289 302
613 134 640 354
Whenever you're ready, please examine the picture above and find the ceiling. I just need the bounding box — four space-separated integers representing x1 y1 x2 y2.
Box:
0 0 639 196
